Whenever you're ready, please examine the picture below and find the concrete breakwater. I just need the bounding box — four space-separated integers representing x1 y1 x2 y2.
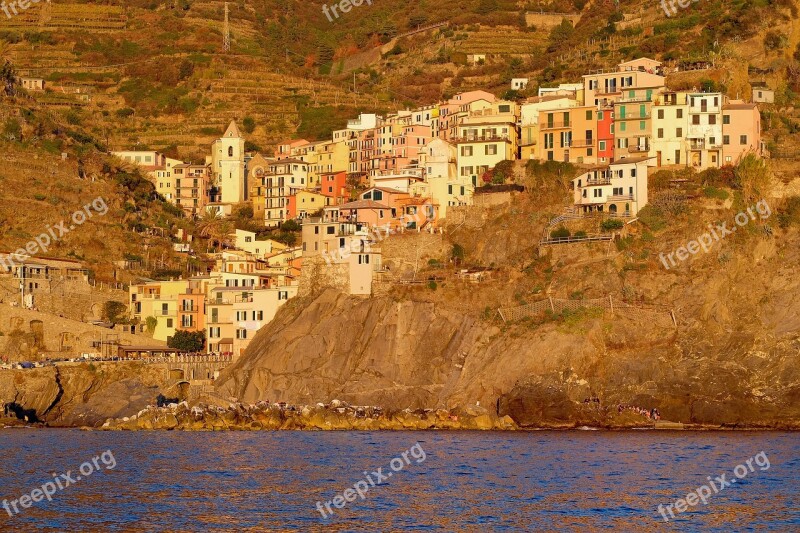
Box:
101 400 519 431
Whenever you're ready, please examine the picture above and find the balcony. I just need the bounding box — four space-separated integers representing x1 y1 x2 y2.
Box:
629 144 651 153
569 139 595 149
584 177 611 186
607 194 635 202
616 112 651 120
540 122 570 130
452 134 512 143
234 295 254 303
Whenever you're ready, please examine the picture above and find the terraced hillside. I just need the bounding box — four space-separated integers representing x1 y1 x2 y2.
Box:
0 0 797 156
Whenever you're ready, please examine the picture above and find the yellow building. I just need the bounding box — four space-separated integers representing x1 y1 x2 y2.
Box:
454 101 519 186
652 91 690 167
129 280 190 343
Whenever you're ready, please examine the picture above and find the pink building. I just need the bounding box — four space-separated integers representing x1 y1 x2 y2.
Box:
722 103 762 165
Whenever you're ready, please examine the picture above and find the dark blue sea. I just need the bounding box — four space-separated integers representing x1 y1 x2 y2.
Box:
0 430 797 531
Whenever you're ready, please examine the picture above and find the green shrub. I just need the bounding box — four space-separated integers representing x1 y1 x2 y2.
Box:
600 219 624 231
574 230 587 238
550 226 570 239
703 186 729 200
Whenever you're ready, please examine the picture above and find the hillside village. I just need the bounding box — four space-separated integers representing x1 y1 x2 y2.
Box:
101 58 764 356
64 56 762 360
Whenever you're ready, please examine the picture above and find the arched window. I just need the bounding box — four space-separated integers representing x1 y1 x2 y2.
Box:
228 146 234 157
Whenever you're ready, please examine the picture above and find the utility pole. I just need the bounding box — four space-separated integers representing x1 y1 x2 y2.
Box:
223 3 231 53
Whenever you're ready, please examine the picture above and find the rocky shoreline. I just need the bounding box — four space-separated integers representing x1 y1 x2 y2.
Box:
95 400 799 432
100 400 520 431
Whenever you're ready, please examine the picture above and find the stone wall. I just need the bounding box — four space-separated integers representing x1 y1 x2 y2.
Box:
0 303 163 361
297 256 350 297
525 12 581 29
0 275 128 322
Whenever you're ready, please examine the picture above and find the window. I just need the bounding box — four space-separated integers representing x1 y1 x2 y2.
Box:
599 141 606 151
253 311 263 321
228 146 234 157
676 109 683 119
166 319 173 328
327 226 335 235
657 128 664 139
619 122 626 132
278 291 289 301
692 115 700 125
723 115 730 125
598 111 604 120
740 135 748 145
499 104 511 112
723 135 730 145
236 311 247 321
486 145 497 156
594 189 602 198
631 168 636 177
709 115 717 125
236 329 247 340
461 146 473 156
209 327 220 338
358 254 370 264
658 109 664 119
640 121 646 131
676 128 683 137
586 110 592 120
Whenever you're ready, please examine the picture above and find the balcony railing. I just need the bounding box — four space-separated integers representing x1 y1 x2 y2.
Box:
540 122 570 130
584 177 611 186
569 139 594 148
452 134 512 143
629 145 651 153
607 194 635 201
616 112 651 120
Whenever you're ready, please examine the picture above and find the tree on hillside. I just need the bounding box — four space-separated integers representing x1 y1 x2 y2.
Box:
1 60 16 97
103 301 128 324
196 211 233 251
242 116 256 134
168 330 205 352
734 153 771 204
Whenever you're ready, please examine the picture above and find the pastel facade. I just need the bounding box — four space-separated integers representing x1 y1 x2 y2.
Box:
455 101 519 185
652 92 689 167
722 103 762 165
519 96 577 159
687 93 724 169
572 156 654 216
538 106 598 164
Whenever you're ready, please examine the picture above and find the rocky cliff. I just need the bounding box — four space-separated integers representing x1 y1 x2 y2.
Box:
214 189 800 430
0 363 171 427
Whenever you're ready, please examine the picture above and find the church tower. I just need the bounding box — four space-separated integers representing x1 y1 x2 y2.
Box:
211 120 246 205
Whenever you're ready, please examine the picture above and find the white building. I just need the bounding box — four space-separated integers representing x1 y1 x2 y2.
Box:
511 78 530 91
572 156 655 216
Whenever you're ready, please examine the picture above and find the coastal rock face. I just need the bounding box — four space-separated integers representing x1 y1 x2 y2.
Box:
0 363 171 427
216 287 800 429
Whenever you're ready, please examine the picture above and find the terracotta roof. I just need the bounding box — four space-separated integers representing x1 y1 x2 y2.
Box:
724 103 758 110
